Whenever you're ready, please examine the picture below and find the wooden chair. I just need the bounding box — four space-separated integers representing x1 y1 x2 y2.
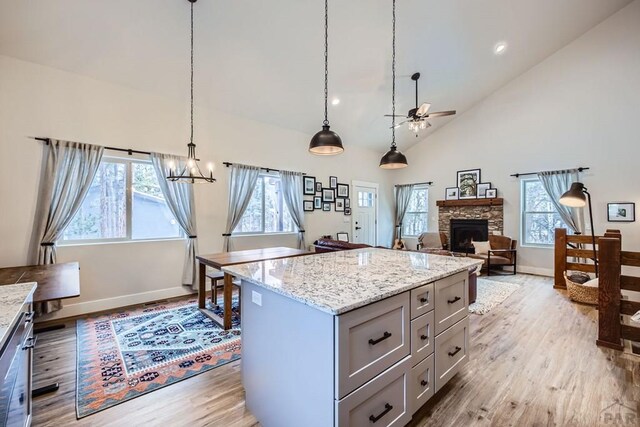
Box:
416 232 448 251
467 235 517 276
206 270 242 315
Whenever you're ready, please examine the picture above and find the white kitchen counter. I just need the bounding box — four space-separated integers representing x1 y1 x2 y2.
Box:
0 282 36 351
223 248 482 315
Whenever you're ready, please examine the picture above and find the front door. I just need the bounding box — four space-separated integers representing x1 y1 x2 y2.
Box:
352 183 378 246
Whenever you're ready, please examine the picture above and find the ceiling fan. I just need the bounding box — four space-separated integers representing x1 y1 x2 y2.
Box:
385 72 456 135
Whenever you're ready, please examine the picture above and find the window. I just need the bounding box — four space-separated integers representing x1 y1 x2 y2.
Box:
234 174 294 234
402 186 429 237
61 158 182 243
521 179 567 246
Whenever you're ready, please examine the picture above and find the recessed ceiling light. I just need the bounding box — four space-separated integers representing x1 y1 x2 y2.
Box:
331 98 340 106
494 42 507 55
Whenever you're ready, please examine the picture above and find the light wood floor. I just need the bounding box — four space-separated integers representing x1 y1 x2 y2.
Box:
32 275 639 426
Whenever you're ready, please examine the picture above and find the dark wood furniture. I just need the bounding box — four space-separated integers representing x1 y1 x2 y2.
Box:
466 235 517 276
436 198 504 208
0 262 80 303
0 262 81 399
196 247 310 330
313 239 372 253
596 232 640 351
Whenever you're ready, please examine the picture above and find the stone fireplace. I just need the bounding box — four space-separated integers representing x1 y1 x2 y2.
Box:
436 199 504 250
450 219 489 253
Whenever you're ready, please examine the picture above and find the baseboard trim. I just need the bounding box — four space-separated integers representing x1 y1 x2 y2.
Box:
38 286 196 322
516 265 553 277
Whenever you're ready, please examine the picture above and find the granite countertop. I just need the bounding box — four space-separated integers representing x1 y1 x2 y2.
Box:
223 248 483 315
0 282 37 350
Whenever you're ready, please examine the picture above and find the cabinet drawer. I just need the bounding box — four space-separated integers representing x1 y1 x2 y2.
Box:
336 292 410 399
410 353 434 414
434 317 469 392
434 271 468 335
336 356 411 427
410 283 434 319
410 311 434 364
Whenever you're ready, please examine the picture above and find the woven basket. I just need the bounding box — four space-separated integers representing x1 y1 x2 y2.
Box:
564 272 598 305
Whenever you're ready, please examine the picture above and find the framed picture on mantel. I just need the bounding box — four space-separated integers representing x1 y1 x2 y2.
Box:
457 169 481 199
445 187 459 200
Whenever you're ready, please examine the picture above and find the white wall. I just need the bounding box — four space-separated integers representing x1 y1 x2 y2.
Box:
0 55 394 319
394 0 640 275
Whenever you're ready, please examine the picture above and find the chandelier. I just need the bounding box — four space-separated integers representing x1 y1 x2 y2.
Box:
167 0 216 184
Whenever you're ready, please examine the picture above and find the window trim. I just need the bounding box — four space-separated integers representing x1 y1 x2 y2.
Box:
232 173 295 236
59 156 184 245
402 185 429 238
520 178 563 248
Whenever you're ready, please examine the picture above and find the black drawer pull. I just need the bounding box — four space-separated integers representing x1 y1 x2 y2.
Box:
22 336 37 350
369 403 393 423
448 346 462 357
447 296 461 304
420 379 428 387
24 311 35 323
420 334 429 341
419 296 428 303
369 331 392 346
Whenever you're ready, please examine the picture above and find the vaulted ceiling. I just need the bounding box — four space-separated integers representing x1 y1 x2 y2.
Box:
0 0 631 151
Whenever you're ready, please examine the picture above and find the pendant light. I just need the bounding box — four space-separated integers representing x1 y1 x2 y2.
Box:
167 0 216 183
309 0 344 155
380 0 408 169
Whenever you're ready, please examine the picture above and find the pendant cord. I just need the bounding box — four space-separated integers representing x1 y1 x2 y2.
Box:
323 0 329 126
391 0 396 147
190 0 195 148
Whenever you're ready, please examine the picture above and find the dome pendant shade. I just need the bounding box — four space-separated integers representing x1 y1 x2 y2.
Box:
559 182 587 207
309 125 344 155
379 145 408 169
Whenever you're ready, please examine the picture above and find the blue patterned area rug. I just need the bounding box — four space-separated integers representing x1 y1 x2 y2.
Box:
76 298 241 418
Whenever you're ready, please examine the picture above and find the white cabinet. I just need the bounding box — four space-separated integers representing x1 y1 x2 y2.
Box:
434 271 468 335
435 317 469 392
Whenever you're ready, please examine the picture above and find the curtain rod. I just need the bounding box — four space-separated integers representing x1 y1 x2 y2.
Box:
222 162 306 176
30 136 199 159
510 167 589 178
395 181 433 187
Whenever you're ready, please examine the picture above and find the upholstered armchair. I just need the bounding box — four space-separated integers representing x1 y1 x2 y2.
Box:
416 232 448 251
468 235 517 275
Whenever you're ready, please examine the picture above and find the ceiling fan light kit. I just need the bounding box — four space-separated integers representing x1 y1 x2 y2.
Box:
309 0 344 155
380 0 408 170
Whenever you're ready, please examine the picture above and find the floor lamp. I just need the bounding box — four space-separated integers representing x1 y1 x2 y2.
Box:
559 182 598 277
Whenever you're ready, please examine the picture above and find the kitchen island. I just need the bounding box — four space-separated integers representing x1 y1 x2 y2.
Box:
224 248 483 427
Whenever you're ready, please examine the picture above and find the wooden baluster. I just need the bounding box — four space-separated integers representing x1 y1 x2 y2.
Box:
596 237 624 350
554 228 567 289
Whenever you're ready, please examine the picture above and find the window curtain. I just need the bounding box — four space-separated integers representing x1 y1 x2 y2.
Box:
537 170 585 234
280 170 306 249
30 140 104 314
394 184 415 241
150 153 198 290
223 164 261 251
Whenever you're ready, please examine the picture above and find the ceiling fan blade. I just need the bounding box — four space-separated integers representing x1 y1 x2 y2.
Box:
384 114 407 117
425 110 456 118
416 103 431 117
389 120 409 129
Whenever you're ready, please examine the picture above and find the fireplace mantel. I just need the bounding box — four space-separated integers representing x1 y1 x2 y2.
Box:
436 198 504 208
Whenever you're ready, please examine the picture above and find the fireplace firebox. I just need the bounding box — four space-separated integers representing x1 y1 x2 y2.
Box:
450 219 489 253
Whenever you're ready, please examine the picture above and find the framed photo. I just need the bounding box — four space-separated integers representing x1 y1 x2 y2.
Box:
322 188 335 203
485 188 497 199
607 202 635 222
322 203 331 212
337 183 349 198
457 169 481 199
329 176 338 189
336 232 349 242
303 176 316 195
303 200 314 212
344 198 350 208
315 181 322 193
445 187 459 200
314 196 322 209
344 207 351 216
335 198 345 212
476 182 491 199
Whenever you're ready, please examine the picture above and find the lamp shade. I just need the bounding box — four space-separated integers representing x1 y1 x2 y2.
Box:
559 182 587 207
379 146 408 169
309 125 344 155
